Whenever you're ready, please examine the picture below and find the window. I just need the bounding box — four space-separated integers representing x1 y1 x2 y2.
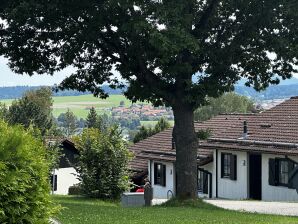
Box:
222 154 231 178
269 158 296 187
279 160 289 185
154 163 166 186
221 153 237 180
198 170 204 192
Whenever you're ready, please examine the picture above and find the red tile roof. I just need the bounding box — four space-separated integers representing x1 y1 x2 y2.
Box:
129 97 298 172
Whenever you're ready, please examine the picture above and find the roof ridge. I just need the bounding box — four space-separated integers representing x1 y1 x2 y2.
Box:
218 113 256 115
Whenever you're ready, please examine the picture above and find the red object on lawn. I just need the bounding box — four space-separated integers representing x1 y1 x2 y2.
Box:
136 188 144 192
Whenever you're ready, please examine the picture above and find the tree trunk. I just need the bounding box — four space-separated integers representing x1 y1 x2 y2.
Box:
172 103 198 199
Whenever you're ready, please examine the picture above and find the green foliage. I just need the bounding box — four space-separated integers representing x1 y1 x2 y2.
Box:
133 117 171 143
0 103 8 121
1 1 297 105
47 142 63 171
86 107 103 130
197 129 212 140
194 93 255 122
154 117 171 133
58 109 78 137
7 87 54 136
2 0 297 198
74 127 131 199
0 121 59 223
68 185 82 195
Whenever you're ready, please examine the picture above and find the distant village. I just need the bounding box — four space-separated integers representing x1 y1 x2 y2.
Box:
258 98 287 110
109 103 174 121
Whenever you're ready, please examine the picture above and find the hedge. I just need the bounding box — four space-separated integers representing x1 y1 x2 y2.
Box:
0 121 58 223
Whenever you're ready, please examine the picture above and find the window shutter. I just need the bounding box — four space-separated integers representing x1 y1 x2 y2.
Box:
221 153 224 178
154 163 158 185
269 159 277 186
289 160 295 173
203 172 208 194
288 160 295 189
230 155 237 180
51 175 57 191
161 164 166 187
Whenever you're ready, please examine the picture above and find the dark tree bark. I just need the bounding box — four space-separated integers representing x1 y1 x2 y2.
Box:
172 102 198 199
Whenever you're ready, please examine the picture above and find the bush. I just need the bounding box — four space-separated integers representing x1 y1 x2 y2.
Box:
68 184 82 195
74 126 131 199
0 121 58 223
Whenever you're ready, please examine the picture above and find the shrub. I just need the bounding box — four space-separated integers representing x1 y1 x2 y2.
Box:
74 126 132 199
0 121 58 223
68 184 82 195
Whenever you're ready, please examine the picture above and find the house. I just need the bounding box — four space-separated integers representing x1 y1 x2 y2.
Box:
129 97 298 201
50 139 80 195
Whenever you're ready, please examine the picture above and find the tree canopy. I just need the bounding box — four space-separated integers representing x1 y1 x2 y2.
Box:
1 0 297 198
8 87 54 135
74 127 131 199
57 109 78 137
86 107 103 130
133 117 171 143
194 92 255 121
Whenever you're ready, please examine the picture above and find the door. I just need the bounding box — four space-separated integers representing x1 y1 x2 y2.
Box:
249 154 262 200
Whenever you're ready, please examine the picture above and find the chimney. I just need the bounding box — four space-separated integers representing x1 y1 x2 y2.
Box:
243 120 248 139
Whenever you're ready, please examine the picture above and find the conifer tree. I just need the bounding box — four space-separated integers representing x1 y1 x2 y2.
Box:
1 0 297 198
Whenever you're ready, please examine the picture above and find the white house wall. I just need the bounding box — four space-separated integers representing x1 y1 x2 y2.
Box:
148 160 175 199
217 150 248 199
52 167 80 195
262 154 298 201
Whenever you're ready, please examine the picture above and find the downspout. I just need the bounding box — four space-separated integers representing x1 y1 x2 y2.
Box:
216 149 218 198
209 173 212 199
149 160 152 183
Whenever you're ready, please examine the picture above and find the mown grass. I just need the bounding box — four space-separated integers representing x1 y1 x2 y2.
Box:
52 196 298 224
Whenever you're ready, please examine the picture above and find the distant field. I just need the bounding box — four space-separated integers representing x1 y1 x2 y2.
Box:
0 94 146 119
51 94 135 118
0 95 175 126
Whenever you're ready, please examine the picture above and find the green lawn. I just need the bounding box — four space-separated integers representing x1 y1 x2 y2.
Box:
52 196 298 224
1 94 146 118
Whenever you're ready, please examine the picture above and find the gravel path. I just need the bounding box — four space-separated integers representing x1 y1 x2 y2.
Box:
204 199 298 216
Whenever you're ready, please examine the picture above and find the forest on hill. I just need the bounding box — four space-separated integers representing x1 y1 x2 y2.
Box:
1 82 298 100
0 85 123 99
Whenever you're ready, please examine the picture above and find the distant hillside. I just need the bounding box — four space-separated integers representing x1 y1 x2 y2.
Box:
0 85 124 99
1 81 298 101
235 83 298 100
236 77 298 86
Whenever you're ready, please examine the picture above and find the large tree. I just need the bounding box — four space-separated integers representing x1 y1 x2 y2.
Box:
58 109 78 137
86 107 103 130
8 87 53 135
194 92 255 121
0 1 297 198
